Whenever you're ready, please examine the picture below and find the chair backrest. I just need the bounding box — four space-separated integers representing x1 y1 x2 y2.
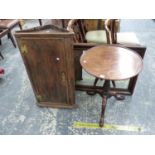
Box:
83 19 105 31
67 19 87 43
67 19 108 43
105 19 142 46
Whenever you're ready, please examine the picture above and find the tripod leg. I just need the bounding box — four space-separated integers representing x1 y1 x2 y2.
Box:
99 95 107 127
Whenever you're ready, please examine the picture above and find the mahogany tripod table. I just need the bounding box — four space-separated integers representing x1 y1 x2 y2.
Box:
80 45 143 127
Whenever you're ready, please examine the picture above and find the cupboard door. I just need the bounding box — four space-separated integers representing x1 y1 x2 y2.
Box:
20 38 69 106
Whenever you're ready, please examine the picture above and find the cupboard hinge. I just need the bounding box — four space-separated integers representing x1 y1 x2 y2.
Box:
21 44 28 54
36 95 42 102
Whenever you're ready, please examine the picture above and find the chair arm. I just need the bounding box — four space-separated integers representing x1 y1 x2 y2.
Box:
67 19 78 32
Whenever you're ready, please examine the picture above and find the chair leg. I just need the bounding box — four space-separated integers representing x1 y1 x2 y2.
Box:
9 31 16 48
7 33 11 39
39 19 42 26
0 39 4 59
99 95 107 127
18 21 23 30
111 80 116 88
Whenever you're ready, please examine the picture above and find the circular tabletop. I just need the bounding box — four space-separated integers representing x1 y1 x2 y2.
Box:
80 45 143 80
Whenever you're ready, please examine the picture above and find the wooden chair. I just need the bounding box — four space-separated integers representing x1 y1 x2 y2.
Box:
0 19 22 30
67 19 87 43
0 28 16 59
84 19 139 45
67 19 120 42
103 19 140 45
84 19 119 43
0 19 23 47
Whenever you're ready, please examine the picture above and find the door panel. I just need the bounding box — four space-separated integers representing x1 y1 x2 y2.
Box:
21 38 68 105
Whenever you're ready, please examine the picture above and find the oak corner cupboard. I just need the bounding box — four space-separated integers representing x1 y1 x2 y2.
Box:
15 25 76 108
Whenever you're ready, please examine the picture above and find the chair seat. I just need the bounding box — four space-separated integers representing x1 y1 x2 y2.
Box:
85 30 107 43
0 19 19 29
86 30 140 44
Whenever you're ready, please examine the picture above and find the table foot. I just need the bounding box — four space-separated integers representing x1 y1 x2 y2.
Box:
114 94 125 100
99 118 104 127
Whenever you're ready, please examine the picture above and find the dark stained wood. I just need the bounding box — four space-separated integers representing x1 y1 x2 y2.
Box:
119 44 146 94
105 19 147 94
80 45 143 81
74 48 83 80
79 45 143 127
67 19 87 43
73 43 97 80
15 24 76 108
76 84 131 95
74 43 146 95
